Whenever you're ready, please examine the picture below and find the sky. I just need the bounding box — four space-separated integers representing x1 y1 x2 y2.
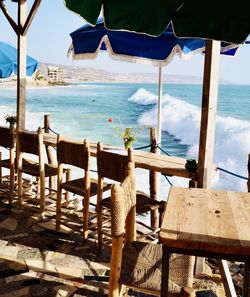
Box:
0 0 249 85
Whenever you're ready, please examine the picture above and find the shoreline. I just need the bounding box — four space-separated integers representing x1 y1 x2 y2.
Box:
0 80 242 90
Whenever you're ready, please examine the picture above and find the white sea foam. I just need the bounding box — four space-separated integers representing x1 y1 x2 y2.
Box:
128 88 158 105
136 89 250 192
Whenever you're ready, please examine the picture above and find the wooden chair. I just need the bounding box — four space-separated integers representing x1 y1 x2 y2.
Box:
109 165 195 297
0 124 15 205
96 142 164 250
56 136 105 239
16 127 58 213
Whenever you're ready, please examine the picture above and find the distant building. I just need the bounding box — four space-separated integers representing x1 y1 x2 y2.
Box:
47 66 64 84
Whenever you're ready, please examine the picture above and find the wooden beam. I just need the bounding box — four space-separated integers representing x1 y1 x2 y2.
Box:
17 0 27 130
22 0 41 36
0 1 18 34
197 40 220 188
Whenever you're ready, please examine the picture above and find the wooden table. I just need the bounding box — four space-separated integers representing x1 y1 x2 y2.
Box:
43 132 197 180
159 187 250 297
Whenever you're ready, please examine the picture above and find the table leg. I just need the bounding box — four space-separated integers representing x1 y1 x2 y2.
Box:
243 259 250 297
161 245 170 297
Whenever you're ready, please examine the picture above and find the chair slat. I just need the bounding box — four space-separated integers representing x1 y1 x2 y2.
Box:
0 126 14 149
57 140 89 169
97 150 128 182
18 130 39 155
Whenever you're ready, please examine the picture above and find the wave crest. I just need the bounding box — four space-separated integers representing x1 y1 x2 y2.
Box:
138 94 250 191
128 88 158 105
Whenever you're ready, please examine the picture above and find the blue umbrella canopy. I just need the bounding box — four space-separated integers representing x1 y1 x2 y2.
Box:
0 41 38 79
68 20 240 144
69 20 238 66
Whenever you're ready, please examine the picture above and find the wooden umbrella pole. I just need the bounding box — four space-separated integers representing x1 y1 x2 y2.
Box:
17 0 27 131
197 40 220 188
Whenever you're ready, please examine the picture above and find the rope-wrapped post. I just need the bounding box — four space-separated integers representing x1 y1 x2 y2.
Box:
44 115 56 191
150 128 158 228
248 154 250 192
44 115 56 165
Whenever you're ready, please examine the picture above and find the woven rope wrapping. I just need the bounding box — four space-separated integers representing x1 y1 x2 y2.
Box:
111 173 136 237
169 254 195 288
121 242 194 293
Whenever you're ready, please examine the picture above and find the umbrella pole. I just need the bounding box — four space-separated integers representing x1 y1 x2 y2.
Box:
17 0 27 130
157 65 163 148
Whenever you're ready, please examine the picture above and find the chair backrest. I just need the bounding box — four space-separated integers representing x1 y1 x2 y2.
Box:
109 164 136 297
0 125 15 149
97 142 133 182
57 136 90 170
17 128 42 156
110 162 136 243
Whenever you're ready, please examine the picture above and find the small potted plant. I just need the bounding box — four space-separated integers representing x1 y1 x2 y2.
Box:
108 118 140 150
122 127 137 150
4 114 17 126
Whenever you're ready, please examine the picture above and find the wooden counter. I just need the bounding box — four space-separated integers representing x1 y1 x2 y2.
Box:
43 133 197 180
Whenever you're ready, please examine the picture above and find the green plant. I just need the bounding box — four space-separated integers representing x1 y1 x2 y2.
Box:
4 114 16 125
119 127 137 149
108 118 141 150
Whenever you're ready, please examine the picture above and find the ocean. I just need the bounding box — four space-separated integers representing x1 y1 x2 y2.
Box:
0 82 249 199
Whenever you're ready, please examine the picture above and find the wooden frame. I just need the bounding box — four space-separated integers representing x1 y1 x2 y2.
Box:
109 163 136 297
16 127 57 213
96 142 133 250
56 135 91 239
0 124 15 205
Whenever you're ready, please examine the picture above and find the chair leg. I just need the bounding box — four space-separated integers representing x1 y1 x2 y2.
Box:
18 171 23 208
65 169 71 204
83 192 90 240
36 177 40 198
97 182 104 250
9 166 15 205
56 185 62 230
40 175 45 214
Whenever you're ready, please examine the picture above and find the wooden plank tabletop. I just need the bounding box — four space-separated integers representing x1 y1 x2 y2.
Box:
159 187 250 256
43 133 196 179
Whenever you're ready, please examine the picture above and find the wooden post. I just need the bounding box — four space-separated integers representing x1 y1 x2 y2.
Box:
44 115 56 192
44 115 56 165
197 40 220 188
197 41 236 297
0 0 41 131
150 128 158 228
248 154 250 192
17 0 27 131
195 40 220 277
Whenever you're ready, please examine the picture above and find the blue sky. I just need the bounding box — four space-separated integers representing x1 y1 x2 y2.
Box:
0 0 249 84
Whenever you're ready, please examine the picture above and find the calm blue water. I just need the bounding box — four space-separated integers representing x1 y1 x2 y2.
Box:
0 82 249 193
